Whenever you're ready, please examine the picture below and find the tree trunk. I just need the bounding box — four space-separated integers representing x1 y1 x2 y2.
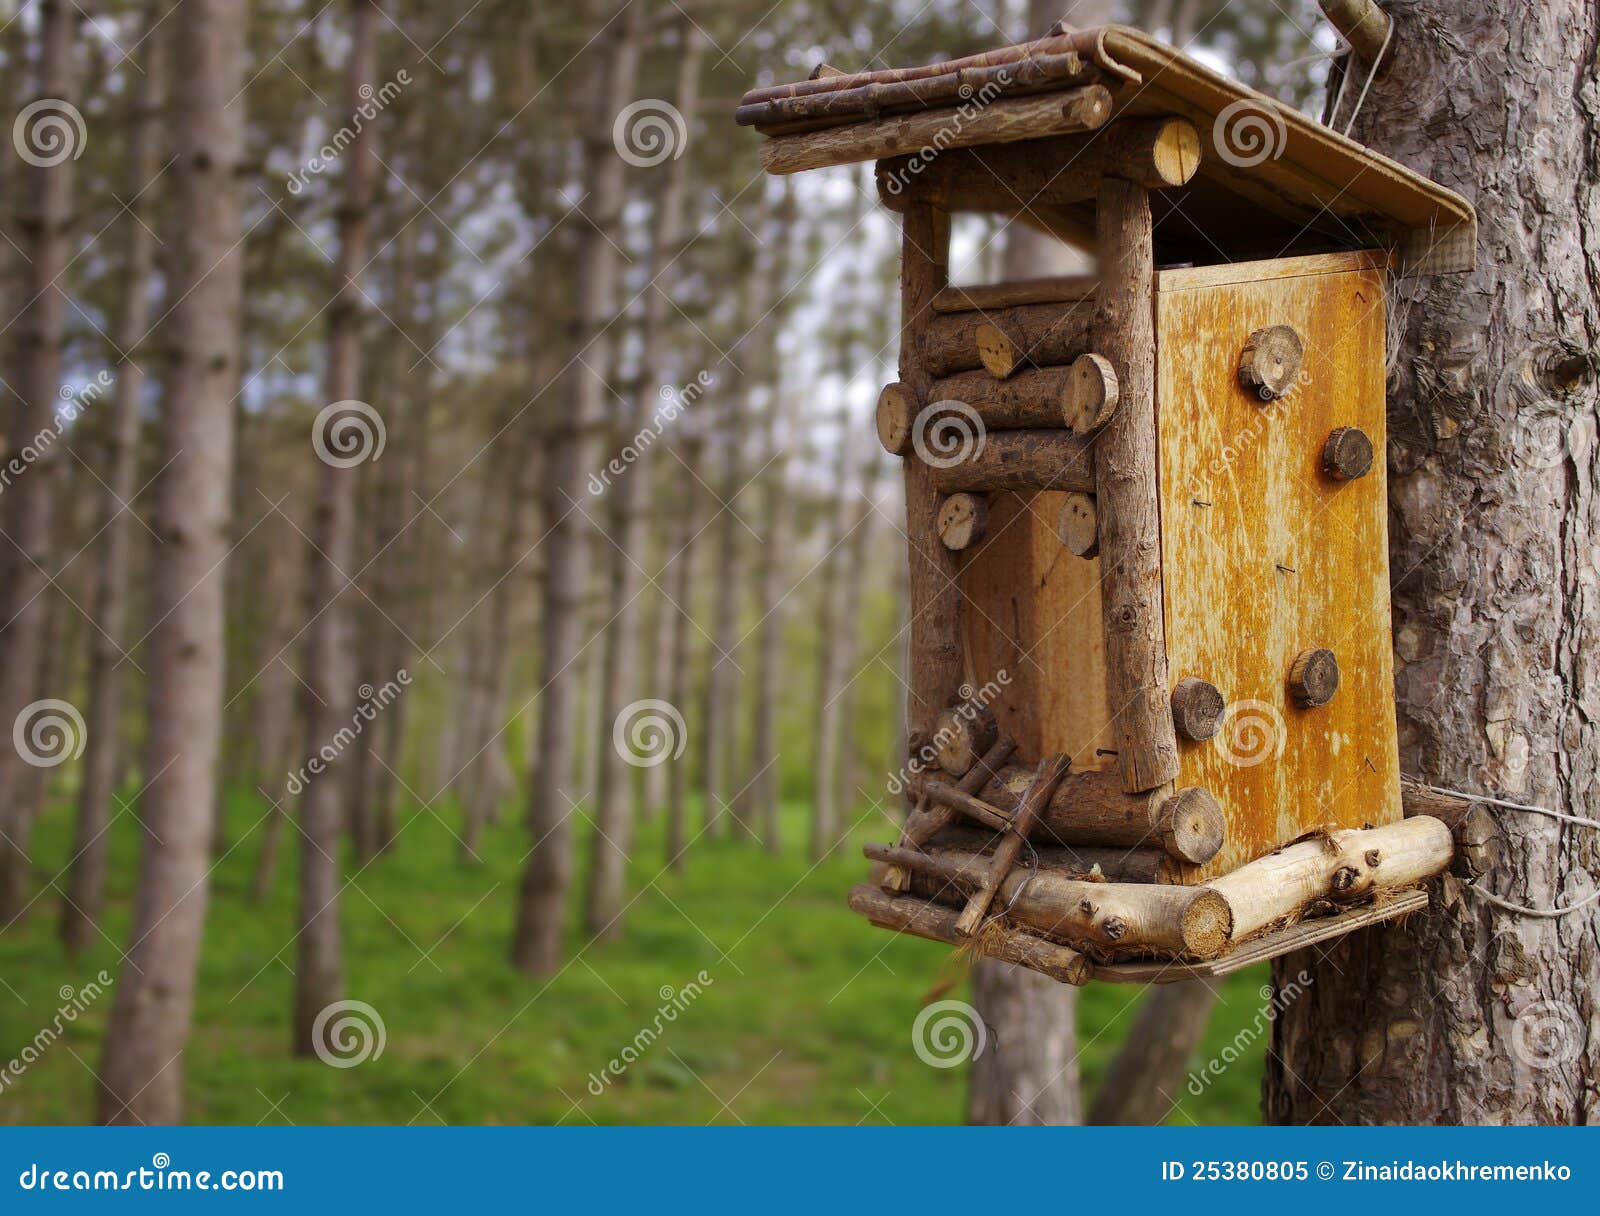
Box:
95 0 246 1124
293 0 380 1057
0 0 79 923
247 503 306 901
809 412 856 861
1264 0 1600 1125
588 19 705 929
511 0 641 974
61 9 163 952
1089 982 1218 1124
829 451 886 830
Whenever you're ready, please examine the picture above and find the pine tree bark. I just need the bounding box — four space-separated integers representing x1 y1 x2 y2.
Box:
293 0 380 1056
95 0 246 1125
1264 0 1600 1124
512 0 642 974
588 20 705 928
0 0 79 923
61 11 163 951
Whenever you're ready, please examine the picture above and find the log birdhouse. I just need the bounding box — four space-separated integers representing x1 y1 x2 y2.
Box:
739 26 1477 982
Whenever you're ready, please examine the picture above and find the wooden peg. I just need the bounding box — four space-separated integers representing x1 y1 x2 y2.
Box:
1288 647 1341 708
932 701 999 776
1171 676 1225 741
937 492 989 550
1064 353 1118 432
1055 491 1099 558
1152 786 1226 865
1322 426 1374 480
875 382 915 454
1237 325 1305 401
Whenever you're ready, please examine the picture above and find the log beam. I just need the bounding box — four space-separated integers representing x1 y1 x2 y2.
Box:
920 299 1092 379
925 429 1096 494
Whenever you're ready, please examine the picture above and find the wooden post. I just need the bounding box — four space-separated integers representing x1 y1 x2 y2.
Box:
1092 179 1180 794
898 203 963 737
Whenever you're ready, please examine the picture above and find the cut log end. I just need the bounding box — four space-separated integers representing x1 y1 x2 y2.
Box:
1288 647 1341 708
937 492 989 550
932 701 1000 777
876 382 915 454
1150 116 1203 188
975 321 1020 379
1322 425 1375 481
1171 676 1225 741
1181 888 1233 959
1154 786 1226 865
1238 324 1305 401
1064 352 1118 432
1055 491 1099 558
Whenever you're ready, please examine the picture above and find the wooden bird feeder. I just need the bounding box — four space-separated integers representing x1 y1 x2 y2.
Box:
739 26 1479 983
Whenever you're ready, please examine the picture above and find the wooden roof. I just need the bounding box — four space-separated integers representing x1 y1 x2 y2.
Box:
738 25 1476 275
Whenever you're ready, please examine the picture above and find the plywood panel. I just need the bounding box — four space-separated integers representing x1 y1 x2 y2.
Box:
957 489 1114 770
1156 258 1401 881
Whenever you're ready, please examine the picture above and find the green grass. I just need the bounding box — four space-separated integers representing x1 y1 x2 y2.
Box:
0 789 1268 1125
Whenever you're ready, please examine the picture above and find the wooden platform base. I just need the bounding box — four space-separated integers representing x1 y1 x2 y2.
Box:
1090 889 1429 984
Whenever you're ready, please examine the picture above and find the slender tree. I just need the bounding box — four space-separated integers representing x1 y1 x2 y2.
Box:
96 0 248 1124
293 0 381 1056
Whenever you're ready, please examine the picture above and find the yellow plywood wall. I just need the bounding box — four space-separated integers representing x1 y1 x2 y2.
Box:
957 489 1115 771
1155 252 1401 881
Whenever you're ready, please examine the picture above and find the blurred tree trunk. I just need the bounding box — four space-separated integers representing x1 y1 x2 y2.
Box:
96 0 246 1124
810 408 857 860
62 13 163 951
0 0 79 923
830 450 885 826
588 18 704 929
1266 0 1600 1125
1090 982 1217 1123
293 0 380 1056
247 523 303 901
512 0 641 974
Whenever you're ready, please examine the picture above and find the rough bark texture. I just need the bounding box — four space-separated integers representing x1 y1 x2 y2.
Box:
61 12 161 952
1265 0 1600 1125
293 0 380 1056
512 1 640 974
0 0 77 923
96 0 246 1124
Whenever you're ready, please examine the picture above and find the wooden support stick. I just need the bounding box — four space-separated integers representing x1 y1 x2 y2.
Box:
1318 0 1392 62
920 299 1092 379
878 118 1201 214
1205 817 1453 943
925 429 1096 494
881 733 1016 891
847 883 1091 986
760 85 1113 174
880 843 1231 959
1400 780 1474 833
918 778 1010 832
1092 178 1180 794
931 275 1097 314
955 753 1072 936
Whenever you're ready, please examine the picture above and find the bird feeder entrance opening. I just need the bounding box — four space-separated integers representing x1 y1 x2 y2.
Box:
739 25 1477 984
